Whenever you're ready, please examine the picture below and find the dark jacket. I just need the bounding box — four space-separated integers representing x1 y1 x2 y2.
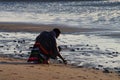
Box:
35 31 59 59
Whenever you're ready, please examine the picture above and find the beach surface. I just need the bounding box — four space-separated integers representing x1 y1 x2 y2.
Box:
0 57 120 80
0 22 104 33
0 23 120 80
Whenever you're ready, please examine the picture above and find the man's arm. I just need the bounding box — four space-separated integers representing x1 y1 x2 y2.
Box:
58 53 67 65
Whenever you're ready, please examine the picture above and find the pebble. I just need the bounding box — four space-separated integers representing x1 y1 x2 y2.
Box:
103 69 110 73
98 65 103 67
70 49 75 51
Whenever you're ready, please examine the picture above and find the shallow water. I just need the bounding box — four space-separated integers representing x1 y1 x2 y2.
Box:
0 31 120 73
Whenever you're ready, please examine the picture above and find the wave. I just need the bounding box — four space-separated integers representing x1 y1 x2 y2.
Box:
0 0 106 2
65 1 120 7
85 2 120 7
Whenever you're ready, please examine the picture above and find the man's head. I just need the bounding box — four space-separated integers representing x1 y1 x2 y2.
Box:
53 28 61 38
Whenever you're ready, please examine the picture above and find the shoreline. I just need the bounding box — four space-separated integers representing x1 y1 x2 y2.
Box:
0 22 106 33
0 57 120 80
0 22 120 80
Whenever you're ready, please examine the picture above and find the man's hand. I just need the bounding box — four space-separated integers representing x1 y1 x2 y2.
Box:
63 59 67 65
58 53 67 65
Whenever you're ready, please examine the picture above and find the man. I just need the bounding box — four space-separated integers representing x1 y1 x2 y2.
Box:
27 28 67 64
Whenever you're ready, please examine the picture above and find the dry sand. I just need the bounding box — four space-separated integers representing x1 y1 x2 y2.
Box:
0 57 120 80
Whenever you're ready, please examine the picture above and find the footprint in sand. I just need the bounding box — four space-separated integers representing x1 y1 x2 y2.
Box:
77 76 87 79
12 73 18 75
38 68 41 70
0 70 3 72
56 71 60 74
28 66 34 68
19 76 24 78
52 76 59 79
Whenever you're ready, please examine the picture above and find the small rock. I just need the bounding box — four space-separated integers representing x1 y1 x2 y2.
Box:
70 49 75 51
103 69 110 73
13 40 17 42
0 46 4 47
76 48 80 50
98 65 103 67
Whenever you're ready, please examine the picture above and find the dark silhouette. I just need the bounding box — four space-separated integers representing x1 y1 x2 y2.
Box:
27 28 67 64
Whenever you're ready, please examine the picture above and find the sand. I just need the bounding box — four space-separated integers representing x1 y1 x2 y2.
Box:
0 57 120 80
0 22 105 33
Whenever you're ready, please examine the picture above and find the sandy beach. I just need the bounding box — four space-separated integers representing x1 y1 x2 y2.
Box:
0 57 120 80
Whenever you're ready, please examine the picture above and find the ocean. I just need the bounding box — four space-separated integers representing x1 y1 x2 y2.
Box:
0 0 120 29
0 0 120 73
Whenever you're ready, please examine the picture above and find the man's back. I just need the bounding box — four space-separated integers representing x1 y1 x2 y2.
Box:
35 31 58 59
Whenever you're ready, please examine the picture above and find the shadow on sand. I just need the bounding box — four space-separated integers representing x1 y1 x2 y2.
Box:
0 61 36 65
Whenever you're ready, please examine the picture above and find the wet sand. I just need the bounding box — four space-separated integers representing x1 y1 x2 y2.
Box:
0 57 120 80
0 22 104 33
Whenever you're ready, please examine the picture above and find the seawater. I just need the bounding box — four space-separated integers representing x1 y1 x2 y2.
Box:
0 32 120 73
0 0 120 30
